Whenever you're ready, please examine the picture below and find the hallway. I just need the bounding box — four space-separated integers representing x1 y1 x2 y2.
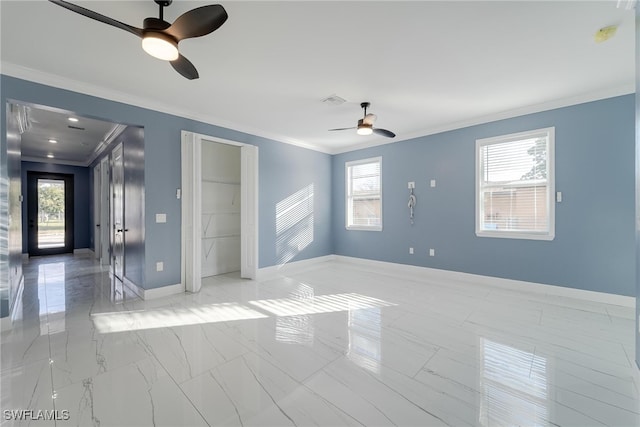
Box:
1 253 639 426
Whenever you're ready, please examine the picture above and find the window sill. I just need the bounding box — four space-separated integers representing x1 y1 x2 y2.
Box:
346 226 383 232
476 230 554 241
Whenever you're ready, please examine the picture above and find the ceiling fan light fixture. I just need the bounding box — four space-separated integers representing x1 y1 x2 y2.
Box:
142 32 179 61
357 124 373 136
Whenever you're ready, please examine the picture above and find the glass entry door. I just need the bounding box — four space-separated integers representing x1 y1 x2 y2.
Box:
27 172 74 256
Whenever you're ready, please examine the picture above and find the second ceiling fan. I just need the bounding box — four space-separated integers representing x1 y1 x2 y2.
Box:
48 0 228 80
329 102 396 138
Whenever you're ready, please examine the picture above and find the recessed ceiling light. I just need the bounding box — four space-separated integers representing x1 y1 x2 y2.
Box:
47 154 54 158
68 117 79 122
49 139 57 144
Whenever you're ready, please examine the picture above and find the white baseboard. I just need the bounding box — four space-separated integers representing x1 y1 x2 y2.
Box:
144 282 185 300
122 276 184 300
333 255 635 308
257 255 336 281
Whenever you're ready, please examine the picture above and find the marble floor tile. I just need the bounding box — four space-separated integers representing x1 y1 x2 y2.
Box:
1 253 638 426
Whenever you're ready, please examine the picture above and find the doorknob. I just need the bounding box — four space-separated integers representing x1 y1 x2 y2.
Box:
116 229 123 233
96 224 100 227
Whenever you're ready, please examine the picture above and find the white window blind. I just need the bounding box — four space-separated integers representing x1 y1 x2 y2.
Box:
476 128 555 240
346 157 382 230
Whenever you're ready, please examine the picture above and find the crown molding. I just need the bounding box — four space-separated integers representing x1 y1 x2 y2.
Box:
3 62 633 157
331 83 635 155
1 62 332 155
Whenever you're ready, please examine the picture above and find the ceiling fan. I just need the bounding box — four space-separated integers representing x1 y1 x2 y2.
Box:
48 0 228 80
329 102 396 138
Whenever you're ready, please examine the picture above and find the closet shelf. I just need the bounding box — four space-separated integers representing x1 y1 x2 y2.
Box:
202 212 240 216
202 178 241 185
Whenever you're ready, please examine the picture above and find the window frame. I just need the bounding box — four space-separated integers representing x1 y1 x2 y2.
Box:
475 127 555 241
345 156 383 231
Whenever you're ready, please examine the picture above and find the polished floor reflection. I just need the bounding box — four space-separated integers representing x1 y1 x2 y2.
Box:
1 253 639 426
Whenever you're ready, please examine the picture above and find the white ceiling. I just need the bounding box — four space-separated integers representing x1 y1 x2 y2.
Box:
1 1 635 155
16 104 122 165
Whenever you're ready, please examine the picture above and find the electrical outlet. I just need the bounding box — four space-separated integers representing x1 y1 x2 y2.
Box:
409 247 414 255
408 181 415 189
429 249 435 257
430 179 436 188
156 262 164 272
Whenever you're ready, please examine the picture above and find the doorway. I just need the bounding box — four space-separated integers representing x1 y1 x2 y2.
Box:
27 172 74 256
181 131 258 293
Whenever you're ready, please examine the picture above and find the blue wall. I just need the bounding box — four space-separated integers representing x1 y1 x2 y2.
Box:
2 75 333 290
21 161 91 252
333 95 636 297
2 74 636 300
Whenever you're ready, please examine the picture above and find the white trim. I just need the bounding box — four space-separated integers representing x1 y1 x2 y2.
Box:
143 282 185 300
122 276 185 300
330 84 635 155
475 127 555 241
181 131 259 290
345 156 383 231
1 62 331 155
4 63 632 157
333 255 635 307
257 255 336 281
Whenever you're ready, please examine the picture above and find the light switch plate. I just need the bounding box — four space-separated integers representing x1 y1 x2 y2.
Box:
156 213 167 223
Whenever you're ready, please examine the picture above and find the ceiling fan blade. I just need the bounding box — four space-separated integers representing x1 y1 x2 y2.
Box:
171 54 199 80
166 5 228 41
373 128 396 138
363 114 377 125
329 127 356 131
48 0 143 38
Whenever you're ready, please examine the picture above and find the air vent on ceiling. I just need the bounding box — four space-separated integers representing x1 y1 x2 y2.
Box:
68 125 86 130
322 95 346 106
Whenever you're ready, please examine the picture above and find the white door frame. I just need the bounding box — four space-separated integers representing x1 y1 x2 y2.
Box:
181 131 259 293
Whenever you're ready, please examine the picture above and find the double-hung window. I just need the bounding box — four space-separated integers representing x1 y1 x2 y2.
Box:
476 127 555 240
346 157 382 230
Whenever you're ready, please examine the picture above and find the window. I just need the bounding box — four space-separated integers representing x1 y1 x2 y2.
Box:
476 127 555 240
346 157 382 230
